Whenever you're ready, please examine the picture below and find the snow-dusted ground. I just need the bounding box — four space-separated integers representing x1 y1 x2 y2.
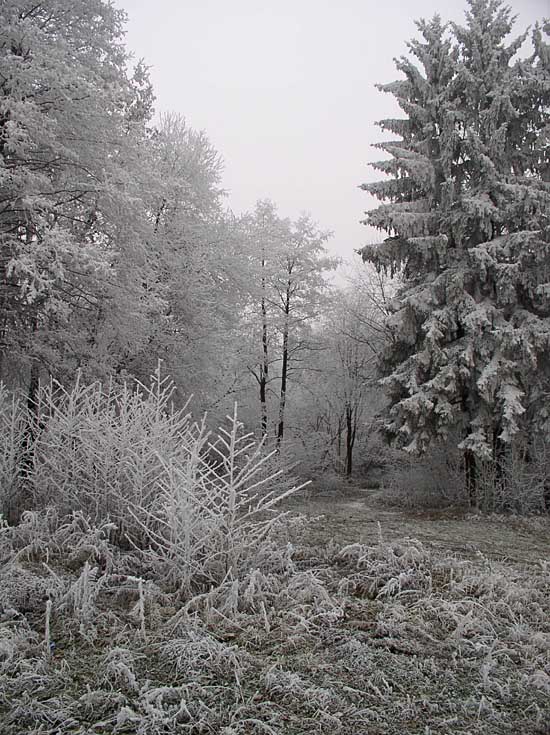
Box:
286 484 550 565
1 491 549 734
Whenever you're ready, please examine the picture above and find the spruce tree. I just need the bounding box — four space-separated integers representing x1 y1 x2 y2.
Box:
361 1 550 499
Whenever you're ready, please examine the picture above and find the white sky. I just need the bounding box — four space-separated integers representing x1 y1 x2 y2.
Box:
114 0 549 260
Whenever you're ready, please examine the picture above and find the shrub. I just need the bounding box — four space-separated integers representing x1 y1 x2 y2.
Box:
3 368 306 594
381 440 466 509
27 371 193 538
475 438 550 514
380 436 550 514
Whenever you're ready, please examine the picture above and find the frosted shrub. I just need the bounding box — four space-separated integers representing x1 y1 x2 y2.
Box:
18 368 305 594
382 440 465 509
28 369 194 542
476 439 550 513
381 435 550 513
135 405 307 592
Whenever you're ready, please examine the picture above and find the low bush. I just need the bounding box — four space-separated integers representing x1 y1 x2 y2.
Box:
1 369 307 594
380 441 466 509
475 439 550 514
379 436 550 514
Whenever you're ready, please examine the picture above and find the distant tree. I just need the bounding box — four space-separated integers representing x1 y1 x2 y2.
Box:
360 1 550 502
272 214 336 445
287 264 390 476
327 301 376 477
334 267 392 476
236 202 336 441
239 201 291 436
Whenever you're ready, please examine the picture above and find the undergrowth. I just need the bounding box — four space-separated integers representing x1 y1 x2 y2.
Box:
381 439 550 514
2 369 306 592
0 514 549 734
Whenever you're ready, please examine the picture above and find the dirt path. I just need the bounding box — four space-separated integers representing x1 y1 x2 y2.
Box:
285 485 550 566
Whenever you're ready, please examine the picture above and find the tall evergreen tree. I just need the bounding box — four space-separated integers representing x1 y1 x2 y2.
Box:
360 1 550 498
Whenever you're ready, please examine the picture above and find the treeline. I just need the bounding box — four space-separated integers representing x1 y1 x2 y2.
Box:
1 0 387 484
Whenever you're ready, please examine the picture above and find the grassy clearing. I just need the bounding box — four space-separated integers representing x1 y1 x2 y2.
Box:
1 507 549 734
286 484 550 564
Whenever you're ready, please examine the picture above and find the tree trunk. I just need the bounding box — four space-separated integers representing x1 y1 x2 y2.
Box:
27 359 40 417
260 293 268 437
464 449 477 507
0 311 7 380
276 281 291 447
13 354 41 521
492 424 506 506
336 416 342 465
276 323 289 446
462 392 477 506
259 253 269 437
345 403 356 478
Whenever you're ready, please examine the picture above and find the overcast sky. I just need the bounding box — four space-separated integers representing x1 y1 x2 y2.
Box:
114 0 548 260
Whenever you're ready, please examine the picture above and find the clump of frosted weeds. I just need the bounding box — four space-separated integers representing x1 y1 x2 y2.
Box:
58 562 102 624
335 537 435 599
0 563 51 614
53 511 118 572
12 368 308 597
157 626 243 680
100 647 143 693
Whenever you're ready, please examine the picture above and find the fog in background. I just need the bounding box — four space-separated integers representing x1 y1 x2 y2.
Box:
115 0 548 259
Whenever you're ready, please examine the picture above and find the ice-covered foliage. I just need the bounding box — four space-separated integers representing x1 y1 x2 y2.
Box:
0 506 548 733
0 0 159 384
1 368 307 594
360 1 550 499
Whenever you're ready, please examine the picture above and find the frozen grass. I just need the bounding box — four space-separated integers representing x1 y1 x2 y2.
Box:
0 511 549 734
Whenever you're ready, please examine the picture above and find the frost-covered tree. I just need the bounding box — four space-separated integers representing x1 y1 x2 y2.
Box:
281 264 391 476
273 214 336 444
0 0 156 388
238 201 291 436
360 1 550 499
234 202 336 440
330 267 392 476
128 112 239 408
